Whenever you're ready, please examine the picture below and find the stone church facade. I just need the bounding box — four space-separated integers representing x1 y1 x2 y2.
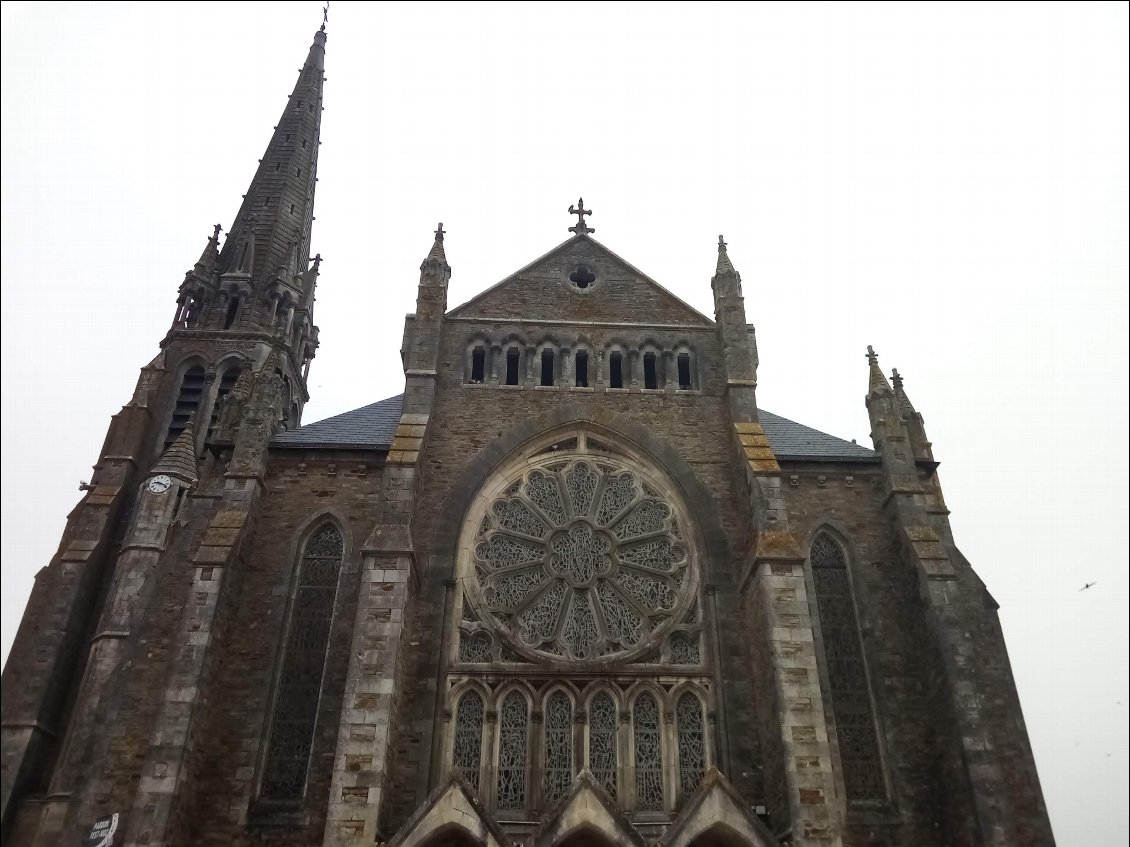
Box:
1 25 1054 847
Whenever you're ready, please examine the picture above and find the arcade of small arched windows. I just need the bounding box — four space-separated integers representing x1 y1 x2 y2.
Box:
446 681 712 815
463 339 698 392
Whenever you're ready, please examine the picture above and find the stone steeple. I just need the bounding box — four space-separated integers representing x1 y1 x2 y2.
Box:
217 26 326 288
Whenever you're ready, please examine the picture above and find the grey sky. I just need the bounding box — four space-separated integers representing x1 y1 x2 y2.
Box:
2 2 1126 843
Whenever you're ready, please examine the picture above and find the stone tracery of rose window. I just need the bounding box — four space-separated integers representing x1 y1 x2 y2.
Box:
461 444 698 664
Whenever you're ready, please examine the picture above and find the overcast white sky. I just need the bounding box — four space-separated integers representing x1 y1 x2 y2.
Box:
2 1 1127 843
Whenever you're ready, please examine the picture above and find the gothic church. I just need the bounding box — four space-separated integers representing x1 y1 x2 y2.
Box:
0 23 1055 847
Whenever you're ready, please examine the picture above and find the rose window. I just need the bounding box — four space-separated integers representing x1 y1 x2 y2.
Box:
467 458 696 663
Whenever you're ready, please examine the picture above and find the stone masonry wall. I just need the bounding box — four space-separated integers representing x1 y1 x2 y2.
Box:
779 463 950 847
175 451 385 847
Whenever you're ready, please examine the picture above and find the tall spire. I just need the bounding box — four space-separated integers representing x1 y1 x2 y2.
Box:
217 25 327 285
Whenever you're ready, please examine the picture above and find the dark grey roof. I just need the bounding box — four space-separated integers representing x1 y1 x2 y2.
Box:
273 395 877 462
757 410 877 462
273 394 403 449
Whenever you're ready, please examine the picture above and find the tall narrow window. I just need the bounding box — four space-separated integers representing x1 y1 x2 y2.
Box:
643 352 658 389
224 296 241 329
543 691 573 805
540 350 555 386
470 347 486 383
676 693 705 800
677 353 692 390
633 693 663 810
589 692 618 799
810 534 885 801
575 351 589 387
453 691 485 792
497 691 529 809
505 347 520 385
165 365 206 446
609 351 624 389
261 523 344 801
207 365 242 440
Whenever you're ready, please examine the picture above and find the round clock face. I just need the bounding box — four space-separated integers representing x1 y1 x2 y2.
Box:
147 474 172 494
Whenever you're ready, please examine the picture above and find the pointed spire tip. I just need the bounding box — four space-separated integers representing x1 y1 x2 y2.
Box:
866 345 891 396
714 234 736 274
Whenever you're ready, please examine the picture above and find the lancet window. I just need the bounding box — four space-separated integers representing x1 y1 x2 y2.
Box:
496 691 529 809
609 350 624 388
810 532 886 802
260 522 344 801
633 692 664 810
588 691 618 799
543 691 574 805
676 692 705 800
453 691 484 792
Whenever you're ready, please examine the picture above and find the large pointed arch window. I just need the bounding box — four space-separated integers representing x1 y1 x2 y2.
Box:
810 533 886 801
260 523 344 801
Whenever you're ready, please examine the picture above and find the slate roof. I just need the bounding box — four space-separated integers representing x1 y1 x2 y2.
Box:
274 395 877 462
273 394 403 450
756 410 877 462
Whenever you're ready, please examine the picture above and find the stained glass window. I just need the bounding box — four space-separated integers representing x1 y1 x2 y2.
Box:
588 691 618 799
676 693 705 800
543 691 573 805
453 691 484 791
470 457 695 663
633 693 663 810
810 533 886 801
670 631 700 665
496 691 529 809
459 631 492 663
261 522 343 801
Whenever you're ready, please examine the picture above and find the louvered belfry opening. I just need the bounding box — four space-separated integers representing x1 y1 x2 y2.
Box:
165 365 206 447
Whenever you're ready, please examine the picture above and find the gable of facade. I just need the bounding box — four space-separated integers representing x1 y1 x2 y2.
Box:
447 234 714 327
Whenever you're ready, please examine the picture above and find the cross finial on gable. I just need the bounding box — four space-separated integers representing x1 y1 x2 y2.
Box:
435 222 445 241
568 198 595 235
